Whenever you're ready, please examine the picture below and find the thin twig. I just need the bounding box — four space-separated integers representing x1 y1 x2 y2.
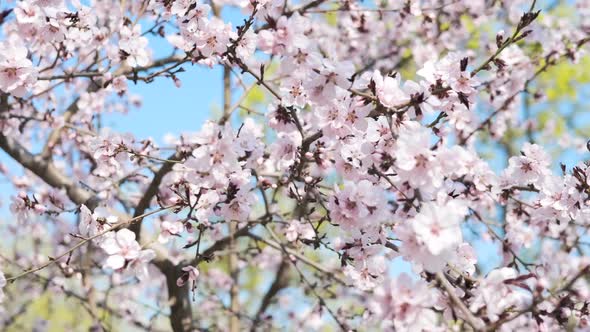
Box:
6 204 178 282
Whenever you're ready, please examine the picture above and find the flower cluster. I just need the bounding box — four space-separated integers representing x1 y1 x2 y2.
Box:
1 0 590 331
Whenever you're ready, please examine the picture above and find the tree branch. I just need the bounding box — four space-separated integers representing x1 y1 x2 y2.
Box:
0 134 98 208
130 151 184 239
250 259 289 330
436 272 484 331
154 259 193 332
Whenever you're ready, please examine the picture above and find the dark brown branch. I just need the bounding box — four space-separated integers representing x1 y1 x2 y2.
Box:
154 259 193 332
0 134 98 208
130 151 183 239
190 225 252 266
486 265 590 331
250 259 289 330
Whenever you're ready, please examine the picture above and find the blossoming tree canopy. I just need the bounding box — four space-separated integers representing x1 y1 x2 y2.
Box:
1 0 590 330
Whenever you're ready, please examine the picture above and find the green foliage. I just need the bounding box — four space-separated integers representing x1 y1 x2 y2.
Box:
461 15 481 50
243 85 266 108
325 10 338 27
540 56 590 102
4 292 95 332
537 109 566 136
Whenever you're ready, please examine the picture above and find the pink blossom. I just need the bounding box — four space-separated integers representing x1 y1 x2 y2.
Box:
372 71 409 108
79 205 118 241
411 200 467 256
158 220 184 244
100 229 143 270
280 78 307 107
14 3 41 24
369 273 440 331
219 186 256 222
394 121 443 190
195 17 235 57
344 255 387 290
0 271 5 303
469 268 534 322
119 25 150 67
9 191 46 222
270 131 302 170
177 266 200 287
285 219 315 242
0 1 587 330
127 249 157 280
503 143 551 186
0 42 37 97
449 243 478 276
449 70 479 95
328 180 389 231
170 0 193 16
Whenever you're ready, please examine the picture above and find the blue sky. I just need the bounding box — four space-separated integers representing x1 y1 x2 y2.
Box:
108 9 245 142
109 64 223 140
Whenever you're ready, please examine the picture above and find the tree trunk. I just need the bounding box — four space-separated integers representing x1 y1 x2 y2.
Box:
158 261 193 332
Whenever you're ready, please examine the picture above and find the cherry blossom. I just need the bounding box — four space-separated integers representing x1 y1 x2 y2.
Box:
100 229 154 272
158 219 184 244
195 17 235 58
328 179 389 231
372 70 409 108
79 204 118 241
411 200 467 257
284 219 315 242
0 271 5 303
368 273 440 331
9 191 46 222
0 41 37 97
0 0 588 330
469 267 534 322
176 266 200 288
119 24 150 68
503 143 551 186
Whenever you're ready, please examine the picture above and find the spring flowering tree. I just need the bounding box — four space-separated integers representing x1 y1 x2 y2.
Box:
1 0 590 330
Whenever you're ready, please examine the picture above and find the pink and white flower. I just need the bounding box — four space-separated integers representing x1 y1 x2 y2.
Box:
0 42 37 97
